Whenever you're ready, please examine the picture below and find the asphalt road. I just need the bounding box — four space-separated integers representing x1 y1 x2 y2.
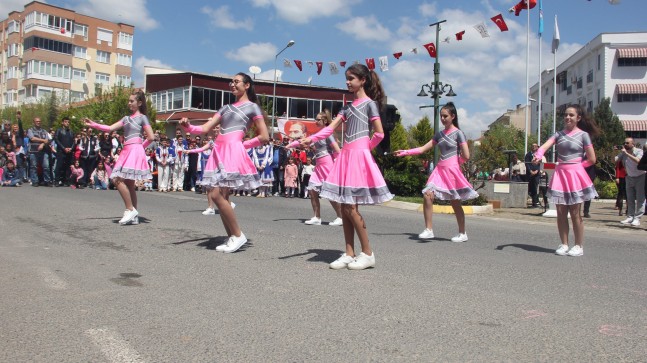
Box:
1 187 646 362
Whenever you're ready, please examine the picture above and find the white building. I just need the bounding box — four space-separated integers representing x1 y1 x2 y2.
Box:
530 32 647 144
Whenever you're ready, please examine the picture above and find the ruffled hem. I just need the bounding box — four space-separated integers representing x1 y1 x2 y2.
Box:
320 183 393 205
110 167 152 181
198 170 261 190
422 183 479 201
307 181 323 193
548 186 598 205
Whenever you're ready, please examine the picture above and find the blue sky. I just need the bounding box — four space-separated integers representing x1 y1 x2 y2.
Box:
2 0 645 138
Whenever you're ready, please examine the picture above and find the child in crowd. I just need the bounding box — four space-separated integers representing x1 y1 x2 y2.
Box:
69 159 85 189
300 157 314 199
284 157 298 198
1 160 21 187
253 143 274 198
396 102 478 242
295 64 393 270
90 161 109 190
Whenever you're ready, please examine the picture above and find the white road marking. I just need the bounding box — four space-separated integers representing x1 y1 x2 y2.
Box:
86 328 147 363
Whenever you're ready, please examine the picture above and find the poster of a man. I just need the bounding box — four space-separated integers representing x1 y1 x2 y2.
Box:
288 122 307 140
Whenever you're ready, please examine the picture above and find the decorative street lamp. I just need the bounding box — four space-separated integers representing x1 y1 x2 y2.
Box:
272 40 295 136
416 20 458 167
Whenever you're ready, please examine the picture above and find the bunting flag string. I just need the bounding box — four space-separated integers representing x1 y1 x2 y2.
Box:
379 56 389 72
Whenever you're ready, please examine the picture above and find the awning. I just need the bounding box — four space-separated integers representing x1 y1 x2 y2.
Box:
617 48 647 58
621 120 647 132
616 83 647 94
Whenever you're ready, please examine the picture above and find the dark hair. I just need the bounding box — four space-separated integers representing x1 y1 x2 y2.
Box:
235 72 258 104
566 104 600 138
441 102 459 129
346 64 386 111
131 89 148 115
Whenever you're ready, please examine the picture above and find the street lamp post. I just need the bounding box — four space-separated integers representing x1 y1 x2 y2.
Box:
272 40 295 137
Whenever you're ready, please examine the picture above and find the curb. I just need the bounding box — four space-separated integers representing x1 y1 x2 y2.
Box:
383 200 494 215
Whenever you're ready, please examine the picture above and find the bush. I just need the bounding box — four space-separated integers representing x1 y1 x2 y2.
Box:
384 168 427 196
594 179 617 199
434 193 488 206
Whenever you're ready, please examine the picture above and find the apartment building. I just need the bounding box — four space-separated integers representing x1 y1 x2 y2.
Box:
530 32 647 143
0 1 134 108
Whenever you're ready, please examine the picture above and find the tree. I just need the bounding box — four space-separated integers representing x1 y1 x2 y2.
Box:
388 122 408 153
472 124 534 174
44 91 59 128
592 98 625 179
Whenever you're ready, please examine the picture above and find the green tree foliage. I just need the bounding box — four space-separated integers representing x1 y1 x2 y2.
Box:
472 124 536 174
45 92 59 128
388 122 408 153
592 98 625 179
410 115 434 147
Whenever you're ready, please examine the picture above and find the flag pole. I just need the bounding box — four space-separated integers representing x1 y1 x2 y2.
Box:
524 0 530 155
537 0 543 145
552 15 559 162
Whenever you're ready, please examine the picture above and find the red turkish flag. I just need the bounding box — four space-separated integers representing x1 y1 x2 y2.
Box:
294 60 302 71
393 52 403 59
423 42 436 58
456 30 466 41
491 14 509 32
365 58 375 70
316 62 323 75
339 61 346 67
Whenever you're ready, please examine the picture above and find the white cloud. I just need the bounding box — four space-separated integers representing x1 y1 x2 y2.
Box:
0 0 27 17
225 42 277 65
250 0 360 24
418 2 438 18
256 69 280 82
335 15 392 43
71 0 159 31
133 56 173 88
201 6 253 30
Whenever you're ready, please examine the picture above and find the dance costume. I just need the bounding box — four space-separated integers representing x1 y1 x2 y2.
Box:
423 128 478 200
319 98 393 205
253 144 274 186
109 114 152 181
307 135 337 193
199 101 263 189
543 129 598 205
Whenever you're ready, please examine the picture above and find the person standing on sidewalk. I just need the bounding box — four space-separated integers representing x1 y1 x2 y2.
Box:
533 104 600 257
525 143 541 208
395 102 478 243
616 137 645 227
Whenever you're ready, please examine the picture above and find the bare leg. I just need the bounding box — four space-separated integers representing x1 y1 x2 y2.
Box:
309 189 321 218
114 177 134 210
556 204 570 245
570 203 584 247
342 204 371 256
125 180 137 209
329 200 342 219
450 199 466 233
423 191 434 229
214 187 241 237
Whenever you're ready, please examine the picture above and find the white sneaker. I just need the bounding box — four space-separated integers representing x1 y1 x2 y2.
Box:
130 216 139 225
450 233 468 243
631 218 641 227
230 202 236 209
202 207 216 215
222 233 247 253
620 217 634 225
329 253 355 270
119 208 138 225
567 245 583 257
347 252 376 270
418 228 435 239
215 238 231 252
329 217 343 226
555 244 569 256
304 217 322 225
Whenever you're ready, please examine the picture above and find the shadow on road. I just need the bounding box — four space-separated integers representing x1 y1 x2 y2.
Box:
495 243 554 253
278 248 341 263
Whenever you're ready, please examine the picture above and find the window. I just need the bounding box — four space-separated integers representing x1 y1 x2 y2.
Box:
289 98 307 118
118 32 134 50
97 28 113 44
618 93 647 102
95 72 110 85
73 46 87 59
7 43 20 57
619 57 647 67
72 68 86 82
7 66 19 79
577 77 583 89
97 51 111 64
586 70 593 83
74 23 88 39
24 36 73 55
25 60 70 80
70 91 86 103
7 20 19 34
116 75 131 86
597 54 601 70
117 53 132 67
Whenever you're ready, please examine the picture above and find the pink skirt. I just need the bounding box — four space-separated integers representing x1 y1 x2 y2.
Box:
548 163 598 205
307 155 334 193
110 143 151 181
423 159 478 200
320 138 393 205
199 132 261 190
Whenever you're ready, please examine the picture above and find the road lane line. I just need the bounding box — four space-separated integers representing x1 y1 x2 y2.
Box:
86 328 147 363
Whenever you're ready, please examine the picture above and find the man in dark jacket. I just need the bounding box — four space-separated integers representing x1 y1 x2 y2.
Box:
54 117 75 186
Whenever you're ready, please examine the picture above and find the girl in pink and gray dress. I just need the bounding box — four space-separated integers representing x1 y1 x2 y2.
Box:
396 102 478 243
533 104 600 257
179 72 269 253
84 90 155 225
295 64 393 270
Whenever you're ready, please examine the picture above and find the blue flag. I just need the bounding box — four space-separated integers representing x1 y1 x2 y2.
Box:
538 0 544 36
